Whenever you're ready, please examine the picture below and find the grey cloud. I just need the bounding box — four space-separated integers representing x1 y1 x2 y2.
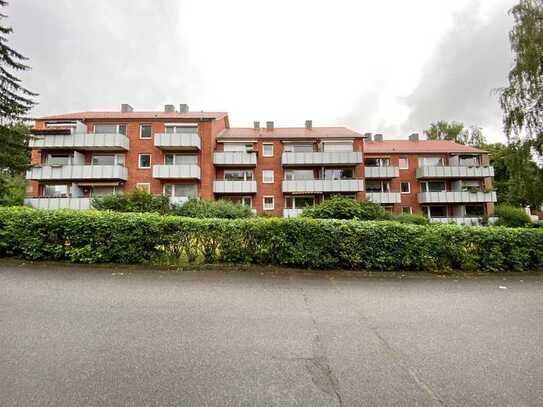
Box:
7 0 198 116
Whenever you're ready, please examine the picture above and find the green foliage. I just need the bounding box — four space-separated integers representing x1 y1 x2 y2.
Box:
494 204 533 227
0 207 542 271
0 174 24 206
301 197 389 220
171 198 254 219
91 190 170 214
0 123 30 175
392 213 429 225
424 121 486 146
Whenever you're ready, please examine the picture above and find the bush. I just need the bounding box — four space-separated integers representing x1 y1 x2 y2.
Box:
392 213 429 225
1 207 542 271
171 198 254 219
494 204 532 228
91 190 170 214
301 197 389 220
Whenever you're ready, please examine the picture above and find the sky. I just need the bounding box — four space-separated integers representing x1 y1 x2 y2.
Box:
6 0 516 142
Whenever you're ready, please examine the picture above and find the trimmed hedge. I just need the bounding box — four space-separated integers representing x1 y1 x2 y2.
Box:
171 198 254 219
1 207 543 271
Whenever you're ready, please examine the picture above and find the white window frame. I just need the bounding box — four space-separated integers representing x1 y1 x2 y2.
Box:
263 196 275 210
263 143 274 157
135 183 150 193
402 206 413 215
94 124 127 135
138 153 151 169
400 182 411 194
242 196 252 208
139 124 152 139
399 157 409 169
224 169 254 181
262 170 274 183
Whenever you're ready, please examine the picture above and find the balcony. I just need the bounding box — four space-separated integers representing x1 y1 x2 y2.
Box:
281 151 362 166
418 191 497 204
213 151 257 166
152 165 201 179
27 165 128 181
168 196 190 206
282 179 364 193
29 133 129 151
365 192 401 204
24 197 92 210
364 166 400 178
154 133 200 150
416 166 494 179
213 180 257 193
428 217 487 225
283 208 305 218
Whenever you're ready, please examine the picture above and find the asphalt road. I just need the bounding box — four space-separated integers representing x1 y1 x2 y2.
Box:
1 263 542 407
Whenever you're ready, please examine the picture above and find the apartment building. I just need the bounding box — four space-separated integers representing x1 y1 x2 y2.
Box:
25 104 496 223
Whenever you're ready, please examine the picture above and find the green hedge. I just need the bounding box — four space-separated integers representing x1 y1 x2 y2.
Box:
1 207 542 271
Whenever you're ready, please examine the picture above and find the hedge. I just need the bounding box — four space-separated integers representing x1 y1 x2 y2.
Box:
1 207 543 271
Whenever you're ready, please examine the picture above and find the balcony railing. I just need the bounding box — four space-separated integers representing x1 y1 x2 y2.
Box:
365 192 401 204
29 133 129 151
428 217 490 225
283 208 305 218
24 197 92 210
154 133 201 150
213 180 257 193
281 151 362 166
213 151 257 166
364 166 400 178
282 179 364 193
26 165 128 181
418 191 497 203
416 166 494 179
152 165 201 179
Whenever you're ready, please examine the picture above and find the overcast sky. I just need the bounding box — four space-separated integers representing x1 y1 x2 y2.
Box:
6 0 515 141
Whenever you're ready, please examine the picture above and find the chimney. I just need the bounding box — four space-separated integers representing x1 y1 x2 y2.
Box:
305 120 312 130
164 104 175 113
253 121 260 129
121 104 133 113
409 133 419 141
179 104 189 113
374 133 383 142
266 121 274 130
364 132 372 141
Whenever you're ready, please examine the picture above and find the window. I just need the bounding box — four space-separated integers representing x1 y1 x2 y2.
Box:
140 124 152 139
458 155 480 167
135 183 150 193
224 143 253 152
283 143 313 153
139 154 151 169
47 154 71 166
366 180 390 193
263 196 274 210
94 124 126 135
285 196 314 209
92 155 115 165
262 170 274 183
399 157 409 169
428 206 447 218
163 184 197 198
365 158 390 167
91 186 121 196
44 184 70 197
418 156 444 167
461 180 481 192
263 144 274 157
284 169 314 180
164 154 198 165
165 125 198 134
242 197 252 208
420 181 446 193
402 206 412 214
465 204 484 216
324 168 353 180
401 182 410 194
322 142 353 152
224 170 253 181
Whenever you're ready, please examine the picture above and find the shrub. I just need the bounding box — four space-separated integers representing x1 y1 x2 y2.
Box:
91 190 170 214
171 198 254 219
392 213 429 225
301 197 389 220
1 207 542 271
494 204 532 228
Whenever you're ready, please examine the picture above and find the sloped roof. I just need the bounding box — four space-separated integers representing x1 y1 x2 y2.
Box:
36 111 228 121
218 127 362 140
365 140 485 154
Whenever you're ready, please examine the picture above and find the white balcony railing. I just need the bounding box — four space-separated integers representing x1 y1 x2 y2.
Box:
154 133 201 150
416 166 494 178
213 151 257 166
152 165 201 179
365 192 401 204
282 179 364 193
213 180 257 193
283 208 305 218
29 133 129 151
281 151 362 166
364 166 400 178
26 165 128 180
418 191 497 203
24 197 93 210
429 217 485 225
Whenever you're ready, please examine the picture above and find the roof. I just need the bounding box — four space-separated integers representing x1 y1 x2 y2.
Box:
36 111 228 121
364 140 485 154
218 127 362 140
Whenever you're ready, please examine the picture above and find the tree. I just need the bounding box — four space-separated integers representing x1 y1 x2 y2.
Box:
499 0 543 152
424 121 487 146
0 1 37 205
